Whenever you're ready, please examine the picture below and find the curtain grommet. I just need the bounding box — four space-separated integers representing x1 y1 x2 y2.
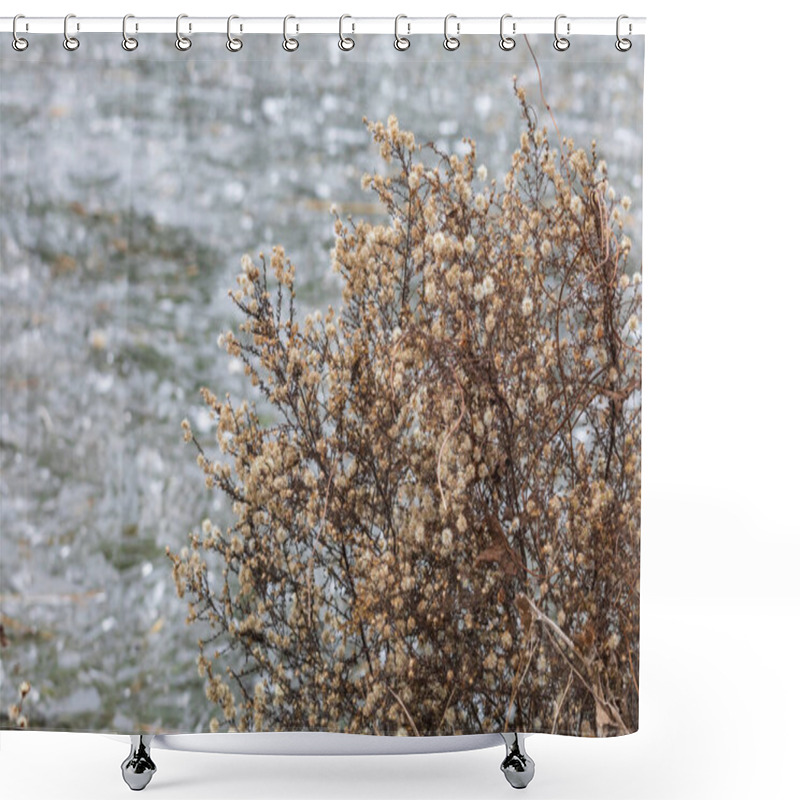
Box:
283 15 299 52
122 14 139 52
443 14 460 51
175 14 192 51
615 15 632 51
226 15 243 52
63 13 80 51
499 14 516 51
554 15 570 52
12 14 29 51
394 15 410 51
338 14 355 51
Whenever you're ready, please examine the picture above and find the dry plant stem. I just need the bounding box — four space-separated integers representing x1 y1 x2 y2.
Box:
521 593 579 655
544 625 631 735
503 630 536 731
524 35 562 156
438 683 459 731
386 684 421 736
522 594 631 735
552 671 573 734
305 452 340 629
436 369 466 510
628 648 639 696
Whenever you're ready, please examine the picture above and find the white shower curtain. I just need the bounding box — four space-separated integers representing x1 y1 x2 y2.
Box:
1 19 643 742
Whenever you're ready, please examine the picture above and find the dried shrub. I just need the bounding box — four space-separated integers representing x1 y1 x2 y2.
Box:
169 79 641 737
6 681 32 729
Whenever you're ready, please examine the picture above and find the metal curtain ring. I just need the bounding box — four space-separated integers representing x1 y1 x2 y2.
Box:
554 14 570 51
338 14 355 51
394 15 410 51
443 14 460 51
63 13 79 51
499 14 515 51
283 15 299 51
122 14 138 51
616 14 632 51
227 15 243 51
175 13 192 51
12 14 29 51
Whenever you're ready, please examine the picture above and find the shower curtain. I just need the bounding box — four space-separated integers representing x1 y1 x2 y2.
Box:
0 26 643 740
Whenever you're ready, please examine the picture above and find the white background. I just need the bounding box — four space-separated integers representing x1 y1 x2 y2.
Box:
2 1 799 798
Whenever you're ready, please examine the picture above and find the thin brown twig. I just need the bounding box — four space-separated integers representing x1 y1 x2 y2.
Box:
306 453 341 629
436 368 466 511
628 647 639 696
551 671 573 734
523 35 562 155
386 685 421 736
438 684 459 731
504 628 537 732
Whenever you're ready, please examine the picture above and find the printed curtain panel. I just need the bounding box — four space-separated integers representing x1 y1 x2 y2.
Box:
1 29 643 739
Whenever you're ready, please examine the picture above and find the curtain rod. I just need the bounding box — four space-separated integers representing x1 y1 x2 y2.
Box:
0 16 646 37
